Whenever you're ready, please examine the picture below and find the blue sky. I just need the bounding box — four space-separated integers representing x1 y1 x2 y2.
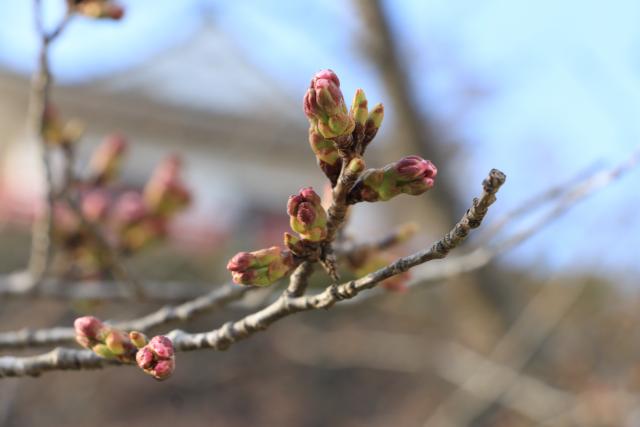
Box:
0 0 639 279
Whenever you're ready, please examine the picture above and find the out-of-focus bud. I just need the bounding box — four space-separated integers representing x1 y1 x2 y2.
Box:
136 335 175 381
81 190 110 223
287 187 328 242
112 191 147 226
74 316 137 362
61 119 85 146
143 155 191 218
363 103 384 148
89 134 128 185
69 0 125 20
349 156 437 203
227 246 295 286
303 69 355 139
111 192 167 251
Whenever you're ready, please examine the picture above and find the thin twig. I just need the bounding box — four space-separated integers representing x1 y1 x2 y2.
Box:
26 2 71 288
64 195 146 299
0 283 249 349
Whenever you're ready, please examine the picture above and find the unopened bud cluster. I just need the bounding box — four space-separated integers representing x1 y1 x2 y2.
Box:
74 316 175 380
227 185 334 286
349 156 437 203
304 70 385 186
226 69 437 288
54 135 191 278
74 316 137 362
135 335 176 381
227 246 295 286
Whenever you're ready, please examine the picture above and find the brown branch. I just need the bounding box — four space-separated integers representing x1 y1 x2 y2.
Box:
0 168 504 377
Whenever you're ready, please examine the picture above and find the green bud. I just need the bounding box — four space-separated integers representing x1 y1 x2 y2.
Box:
347 157 366 174
350 89 368 127
309 127 340 166
92 344 116 359
363 103 384 148
129 331 148 349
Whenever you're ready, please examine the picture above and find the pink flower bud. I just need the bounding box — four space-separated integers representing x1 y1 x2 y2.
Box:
149 335 174 359
136 335 176 381
136 347 154 369
153 359 175 380
226 246 295 286
226 252 254 272
395 155 437 185
303 70 354 139
287 187 328 242
296 203 316 226
349 156 438 203
74 316 105 344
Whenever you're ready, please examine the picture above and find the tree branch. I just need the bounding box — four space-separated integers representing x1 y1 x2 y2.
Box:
0 168 505 377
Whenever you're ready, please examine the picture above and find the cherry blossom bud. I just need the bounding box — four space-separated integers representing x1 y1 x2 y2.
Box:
347 157 365 174
309 127 342 186
350 89 368 127
287 187 328 242
136 335 176 381
303 69 354 139
74 316 137 362
349 156 437 203
74 316 106 348
89 134 128 185
227 246 295 286
129 331 148 349
363 103 384 148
